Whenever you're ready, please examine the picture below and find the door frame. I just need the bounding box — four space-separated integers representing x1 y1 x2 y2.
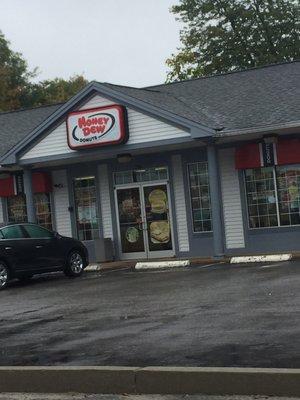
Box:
114 180 175 260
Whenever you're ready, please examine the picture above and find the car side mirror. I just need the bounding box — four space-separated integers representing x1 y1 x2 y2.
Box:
54 231 62 239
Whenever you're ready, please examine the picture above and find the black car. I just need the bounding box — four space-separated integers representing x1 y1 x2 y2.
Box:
0 223 89 290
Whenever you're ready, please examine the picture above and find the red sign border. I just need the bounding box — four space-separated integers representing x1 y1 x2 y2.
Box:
66 104 128 150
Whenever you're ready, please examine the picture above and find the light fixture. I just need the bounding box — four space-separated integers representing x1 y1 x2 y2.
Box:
117 153 132 163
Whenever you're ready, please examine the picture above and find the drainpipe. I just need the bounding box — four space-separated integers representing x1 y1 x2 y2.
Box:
207 144 224 258
23 168 36 223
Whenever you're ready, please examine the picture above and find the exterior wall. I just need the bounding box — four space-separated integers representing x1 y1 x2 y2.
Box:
219 148 245 250
21 95 190 160
98 164 114 239
219 145 300 255
52 170 72 237
171 154 189 252
180 148 214 257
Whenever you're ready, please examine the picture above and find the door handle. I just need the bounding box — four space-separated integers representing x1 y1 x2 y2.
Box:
35 245 43 249
5 246 12 250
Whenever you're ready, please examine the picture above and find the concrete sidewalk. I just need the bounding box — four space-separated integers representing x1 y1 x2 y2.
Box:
0 395 298 400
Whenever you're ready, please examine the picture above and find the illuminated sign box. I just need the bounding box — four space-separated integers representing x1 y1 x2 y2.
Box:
67 105 128 150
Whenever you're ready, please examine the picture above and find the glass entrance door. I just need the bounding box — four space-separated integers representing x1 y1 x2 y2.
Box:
115 183 174 259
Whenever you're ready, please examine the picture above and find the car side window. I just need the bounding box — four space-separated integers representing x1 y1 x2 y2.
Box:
23 224 54 239
1 225 24 239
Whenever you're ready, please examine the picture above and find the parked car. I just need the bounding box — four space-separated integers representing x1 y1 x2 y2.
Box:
0 223 89 290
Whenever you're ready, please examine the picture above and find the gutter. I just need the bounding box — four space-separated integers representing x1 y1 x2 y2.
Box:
215 120 300 138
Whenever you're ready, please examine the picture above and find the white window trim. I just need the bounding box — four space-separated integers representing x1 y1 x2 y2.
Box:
187 161 213 234
244 165 300 230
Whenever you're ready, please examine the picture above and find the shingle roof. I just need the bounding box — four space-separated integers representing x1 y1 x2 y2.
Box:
0 103 61 158
148 61 300 132
0 61 299 159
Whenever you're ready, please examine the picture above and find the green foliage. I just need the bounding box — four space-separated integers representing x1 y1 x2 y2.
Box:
22 75 88 108
0 31 88 111
166 0 300 81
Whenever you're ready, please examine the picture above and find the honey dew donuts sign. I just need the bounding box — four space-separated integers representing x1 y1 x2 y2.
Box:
67 105 128 150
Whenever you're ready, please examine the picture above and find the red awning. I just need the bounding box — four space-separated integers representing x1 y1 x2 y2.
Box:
235 139 300 169
0 172 52 197
235 143 261 169
0 176 15 197
32 172 52 193
277 138 300 166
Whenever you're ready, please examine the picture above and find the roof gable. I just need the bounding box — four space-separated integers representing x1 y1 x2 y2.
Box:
0 81 213 165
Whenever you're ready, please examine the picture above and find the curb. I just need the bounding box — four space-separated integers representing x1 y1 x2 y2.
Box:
0 367 299 396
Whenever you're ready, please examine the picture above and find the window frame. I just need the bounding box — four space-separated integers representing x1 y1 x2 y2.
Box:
34 192 54 231
6 194 28 224
113 166 169 186
244 164 300 230
187 161 212 234
73 176 100 241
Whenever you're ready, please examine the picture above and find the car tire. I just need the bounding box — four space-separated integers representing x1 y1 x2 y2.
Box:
64 250 84 277
0 261 9 290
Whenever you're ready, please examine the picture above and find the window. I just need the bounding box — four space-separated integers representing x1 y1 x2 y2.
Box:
244 167 278 228
7 194 27 223
187 162 212 232
34 193 53 230
1 225 24 239
114 167 168 185
7 193 53 229
245 164 300 228
23 224 54 239
277 165 300 226
74 177 99 241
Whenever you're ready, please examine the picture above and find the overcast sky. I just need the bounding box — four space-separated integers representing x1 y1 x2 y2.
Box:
0 0 182 87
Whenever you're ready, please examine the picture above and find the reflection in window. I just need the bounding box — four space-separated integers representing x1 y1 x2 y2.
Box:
23 224 53 238
276 165 300 226
245 164 300 228
74 177 99 241
7 193 53 230
187 162 212 232
7 194 27 223
244 167 278 228
34 193 52 230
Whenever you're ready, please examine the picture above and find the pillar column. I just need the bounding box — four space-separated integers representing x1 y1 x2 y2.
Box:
23 168 36 223
207 145 224 258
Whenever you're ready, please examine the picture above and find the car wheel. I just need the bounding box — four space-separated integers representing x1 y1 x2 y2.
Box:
64 251 84 277
0 262 9 290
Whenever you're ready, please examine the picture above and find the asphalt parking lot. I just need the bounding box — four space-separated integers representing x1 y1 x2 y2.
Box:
0 260 299 367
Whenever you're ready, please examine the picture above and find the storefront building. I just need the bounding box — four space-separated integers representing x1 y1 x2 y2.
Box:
0 61 299 261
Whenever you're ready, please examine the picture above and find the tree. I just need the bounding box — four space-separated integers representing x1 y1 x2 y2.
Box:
22 75 88 108
166 0 300 81
0 31 36 111
0 31 88 111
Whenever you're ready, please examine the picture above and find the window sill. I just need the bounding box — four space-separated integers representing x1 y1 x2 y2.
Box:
248 225 300 235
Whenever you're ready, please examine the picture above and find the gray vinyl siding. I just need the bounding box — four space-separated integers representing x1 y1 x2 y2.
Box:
219 148 245 249
171 154 190 252
21 95 190 160
52 170 72 237
98 164 114 239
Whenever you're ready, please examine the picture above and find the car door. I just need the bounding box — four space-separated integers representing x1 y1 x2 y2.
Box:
0 225 35 273
21 224 65 270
